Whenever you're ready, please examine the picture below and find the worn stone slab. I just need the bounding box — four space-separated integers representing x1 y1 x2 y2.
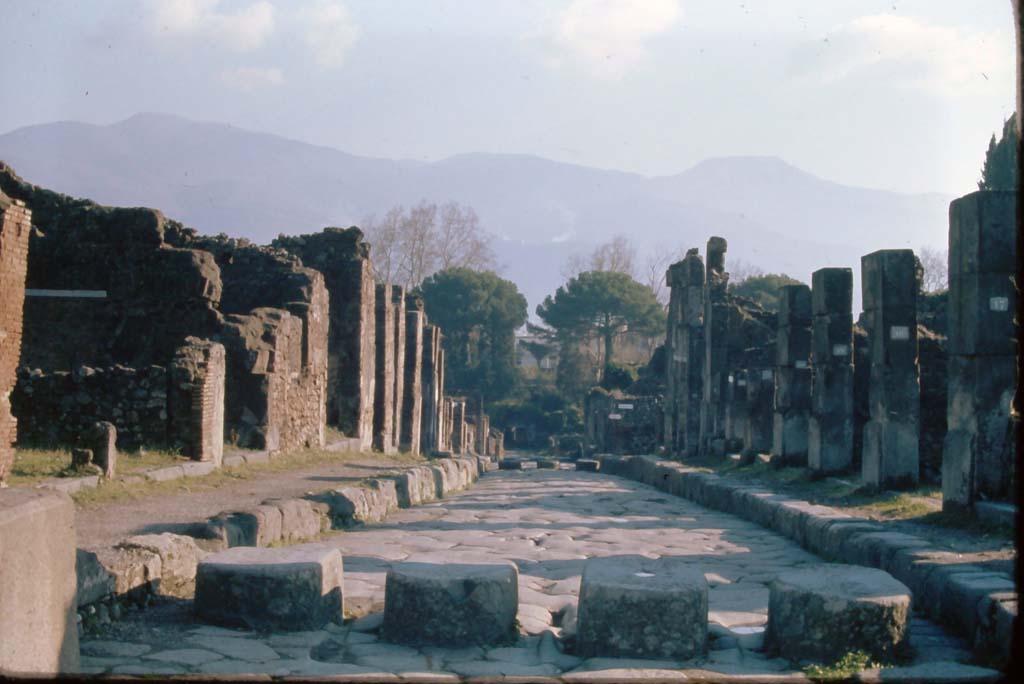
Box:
766 564 910 663
855 661 1001 683
195 544 344 631
265 497 329 543
117 532 201 598
382 561 518 646
577 555 707 660
576 459 600 472
0 489 79 674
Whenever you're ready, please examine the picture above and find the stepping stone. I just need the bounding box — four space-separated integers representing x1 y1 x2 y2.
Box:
765 564 910 663
576 459 600 472
194 544 344 631
576 555 708 660
537 459 559 469
382 561 519 646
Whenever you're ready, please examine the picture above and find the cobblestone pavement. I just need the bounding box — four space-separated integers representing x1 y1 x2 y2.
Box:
79 468 990 680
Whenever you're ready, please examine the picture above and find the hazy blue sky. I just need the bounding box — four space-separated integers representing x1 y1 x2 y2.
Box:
1 1 1016 195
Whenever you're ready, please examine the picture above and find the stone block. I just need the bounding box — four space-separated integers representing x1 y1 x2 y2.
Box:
862 249 918 313
368 478 400 513
948 190 1017 276
265 498 329 543
311 486 388 528
181 460 217 477
778 284 812 327
947 272 1017 357
974 594 1016 669
576 555 707 660
0 489 79 674
811 313 854 366
575 459 600 472
207 506 282 547
117 533 201 598
194 544 344 631
862 418 919 489
381 561 518 646
766 564 910 663
939 572 1015 642
392 466 436 508
811 267 853 317
76 549 115 607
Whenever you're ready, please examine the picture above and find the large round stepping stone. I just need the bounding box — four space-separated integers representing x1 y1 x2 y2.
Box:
381 561 519 646
195 544 343 631
576 555 708 660
765 564 911 663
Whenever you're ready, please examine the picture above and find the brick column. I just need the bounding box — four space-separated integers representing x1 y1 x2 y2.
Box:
943 191 1018 509
664 250 705 458
861 249 919 488
168 337 226 465
390 286 406 453
0 192 30 485
808 268 854 474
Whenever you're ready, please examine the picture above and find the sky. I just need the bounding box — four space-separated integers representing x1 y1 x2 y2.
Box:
0 0 1017 196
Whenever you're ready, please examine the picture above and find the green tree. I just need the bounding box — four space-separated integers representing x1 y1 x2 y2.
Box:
536 270 664 377
729 273 804 311
978 114 1019 191
418 268 527 401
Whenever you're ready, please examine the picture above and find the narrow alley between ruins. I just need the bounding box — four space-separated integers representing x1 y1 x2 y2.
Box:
76 465 989 680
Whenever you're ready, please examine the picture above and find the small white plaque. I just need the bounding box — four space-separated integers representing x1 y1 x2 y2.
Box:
737 379 747 387
890 325 910 341
990 296 1009 312
761 370 773 380
728 374 735 383
794 360 808 369
634 572 656 578
673 353 685 362
608 413 623 420
832 344 850 357
617 403 634 410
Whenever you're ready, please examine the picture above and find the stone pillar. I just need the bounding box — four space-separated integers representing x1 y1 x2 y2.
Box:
169 337 226 465
742 348 776 461
0 191 30 485
861 249 919 489
808 268 854 474
401 297 425 456
943 191 1018 509
772 284 812 466
0 489 79 673
373 283 397 454
725 368 749 454
390 287 406 453
664 250 705 458
699 237 729 458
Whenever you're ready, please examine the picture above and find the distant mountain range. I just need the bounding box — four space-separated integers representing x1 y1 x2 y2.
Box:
0 113 951 315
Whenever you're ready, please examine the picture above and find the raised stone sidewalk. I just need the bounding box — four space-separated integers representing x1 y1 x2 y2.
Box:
598 454 1016 670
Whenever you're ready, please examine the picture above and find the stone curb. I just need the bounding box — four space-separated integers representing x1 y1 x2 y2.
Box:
75 454 492 621
597 454 1015 671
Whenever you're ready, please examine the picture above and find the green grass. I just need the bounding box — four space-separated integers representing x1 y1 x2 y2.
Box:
805 651 885 681
69 444 424 508
8 447 183 486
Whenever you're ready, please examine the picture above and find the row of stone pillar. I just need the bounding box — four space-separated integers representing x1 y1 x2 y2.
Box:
663 190 1017 508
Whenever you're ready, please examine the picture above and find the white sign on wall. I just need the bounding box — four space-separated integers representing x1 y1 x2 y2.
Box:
890 326 910 341
794 360 808 369
761 370 773 380
608 413 623 420
990 296 1009 312
618 403 634 410
737 379 747 387
832 344 850 357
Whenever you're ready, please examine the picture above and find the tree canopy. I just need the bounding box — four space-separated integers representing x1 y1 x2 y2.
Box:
418 268 527 401
536 270 664 374
728 272 804 311
978 114 1019 191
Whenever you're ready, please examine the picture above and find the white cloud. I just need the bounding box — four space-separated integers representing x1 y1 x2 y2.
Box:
299 1 360 69
220 66 285 91
792 14 1014 97
150 0 275 52
532 0 683 80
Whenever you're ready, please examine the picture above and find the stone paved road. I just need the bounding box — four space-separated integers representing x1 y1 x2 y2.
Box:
79 468 989 680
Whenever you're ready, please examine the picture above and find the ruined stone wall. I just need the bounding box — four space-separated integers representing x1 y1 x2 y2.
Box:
373 283 396 453
420 325 441 454
808 268 854 474
0 191 31 483
451 398 467 454
13 365 169 450
390 287 407 453
943 191 1018 508
740 346 775 460
401 300 425 456
699 237 730 458
273 228 376 450
586 389 662 455
725 297 776 456
663 251 704 458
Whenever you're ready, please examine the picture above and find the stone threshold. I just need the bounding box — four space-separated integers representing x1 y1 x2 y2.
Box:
74 453 495 627
597 454 1015 672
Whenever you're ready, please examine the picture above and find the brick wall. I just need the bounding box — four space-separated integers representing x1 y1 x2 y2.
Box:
0 191 31 483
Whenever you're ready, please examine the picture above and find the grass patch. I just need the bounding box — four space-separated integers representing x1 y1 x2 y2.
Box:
8 447 183 486
69 445 424 508
805 651 885 681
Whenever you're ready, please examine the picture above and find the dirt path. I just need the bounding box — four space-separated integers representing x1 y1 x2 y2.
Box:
75 455 413 552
